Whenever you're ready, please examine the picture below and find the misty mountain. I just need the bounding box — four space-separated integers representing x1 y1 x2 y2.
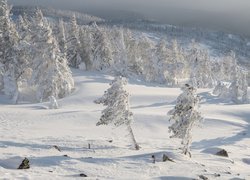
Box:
9 0 250 37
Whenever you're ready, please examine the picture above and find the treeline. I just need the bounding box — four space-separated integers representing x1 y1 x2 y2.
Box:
0 0 248 104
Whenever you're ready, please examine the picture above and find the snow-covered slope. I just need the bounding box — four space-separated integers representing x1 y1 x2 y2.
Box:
0 69 249 179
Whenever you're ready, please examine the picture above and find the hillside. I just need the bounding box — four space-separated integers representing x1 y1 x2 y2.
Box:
0 69 249 179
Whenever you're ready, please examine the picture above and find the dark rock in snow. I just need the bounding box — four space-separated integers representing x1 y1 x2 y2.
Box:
214 173 221 177
18 158 30 169
162 154 174 162
80 173 87 177
198 175 208 180
53 145 61 152
152 155 156 163
215 149 229 157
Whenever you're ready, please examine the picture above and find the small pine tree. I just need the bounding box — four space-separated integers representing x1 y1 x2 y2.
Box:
168 84 203 156
94 76 139 150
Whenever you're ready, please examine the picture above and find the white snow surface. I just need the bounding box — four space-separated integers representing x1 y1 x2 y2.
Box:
0 69 249 179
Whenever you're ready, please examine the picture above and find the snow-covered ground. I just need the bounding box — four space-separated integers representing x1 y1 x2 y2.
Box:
0 69 249 179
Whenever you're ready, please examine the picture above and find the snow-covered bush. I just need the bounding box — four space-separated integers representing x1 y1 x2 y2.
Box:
168 84 203 156
229 66 248 104
49 96 59 109
212 81 231 99
213 62 248 104
94 76 139 150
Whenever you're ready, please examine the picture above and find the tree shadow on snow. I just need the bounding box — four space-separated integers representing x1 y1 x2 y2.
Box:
30 155 70 167
132 101 175 109
0 141 51 150
242 158 250 165
192 112 250 150
153 176 194 180
0 140 117 153
198 92 232 105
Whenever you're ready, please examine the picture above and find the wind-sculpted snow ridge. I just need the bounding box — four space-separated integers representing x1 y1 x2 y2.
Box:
0 69 249 179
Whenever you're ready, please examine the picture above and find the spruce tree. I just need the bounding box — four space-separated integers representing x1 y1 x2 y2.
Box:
95 76 139 150
0 0 23 103
92 24 113 71
66 14 82 68
168 84 203 156
30 9 74 101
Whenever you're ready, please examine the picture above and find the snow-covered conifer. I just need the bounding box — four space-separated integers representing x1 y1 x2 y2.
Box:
167 39 186 86
229 65 249 104
168 84 203 156
109 27 128 76
94 76 139 150
92 25 113 70
78 27 94 70
137 35 158 82
0 0 24 103
124 29 143 76
30 9 74 101
189 50 215 88
66 14 82 68
57 19 67 57
155 39 171 83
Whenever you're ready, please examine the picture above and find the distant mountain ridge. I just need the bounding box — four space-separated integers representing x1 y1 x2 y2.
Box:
11 6 104 25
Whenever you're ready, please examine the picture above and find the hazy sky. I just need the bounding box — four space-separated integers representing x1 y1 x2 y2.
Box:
9 0 250 36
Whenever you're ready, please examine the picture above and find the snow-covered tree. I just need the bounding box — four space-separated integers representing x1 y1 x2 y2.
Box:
15 15 34 99
66 14 82 68
0 0 24 103
16 14 30 39
155 39 172 83
57 19 67 57
78 26 94 70
212 81 231 99
167 39 186 86
92 24 113 71
189 50 215 88
30 9 74 101
137 35 158 82
109 27 128 76
219 51 238 82
94 76 139 150
213 51 248 104
229 64 249 104
168 84 203 156
124 29 143 76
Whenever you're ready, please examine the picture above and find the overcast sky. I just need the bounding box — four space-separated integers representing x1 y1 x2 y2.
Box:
9 0 250 36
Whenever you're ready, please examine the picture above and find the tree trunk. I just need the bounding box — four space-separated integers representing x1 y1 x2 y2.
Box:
127 124 140 150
